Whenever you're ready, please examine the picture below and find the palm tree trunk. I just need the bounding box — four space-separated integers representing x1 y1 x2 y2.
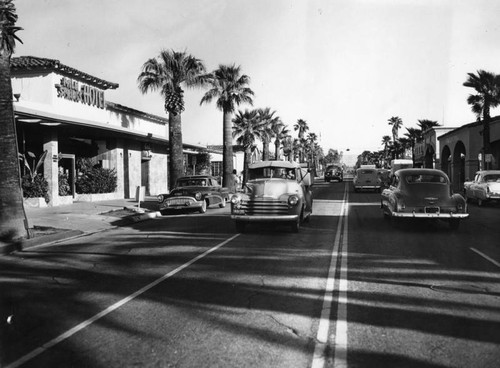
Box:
482 108 491 169
274 139 280 160
222 108 234 188
0 54 28 243
262 140 270 161
243 147 251 185
169 113 184 189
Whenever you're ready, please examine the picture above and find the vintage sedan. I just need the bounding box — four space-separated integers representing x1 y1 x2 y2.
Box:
324 164 343 182
463 170 500 206
230 161 313 232
157 175 230 215
381 168 469 229
353 166 382 192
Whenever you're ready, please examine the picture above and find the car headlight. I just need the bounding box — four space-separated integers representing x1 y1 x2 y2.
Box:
231 195 241 204
288 195 299 206
195 192 202 200
157 194 164 202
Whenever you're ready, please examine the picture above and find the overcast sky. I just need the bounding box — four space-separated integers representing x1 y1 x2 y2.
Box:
13 0 500 162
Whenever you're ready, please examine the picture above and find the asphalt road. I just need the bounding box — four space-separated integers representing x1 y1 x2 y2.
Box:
1 178 499 368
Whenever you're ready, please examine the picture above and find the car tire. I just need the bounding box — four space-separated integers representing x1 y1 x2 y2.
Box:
199 200 208 213
235 221 246 233
291 219 300 233
219 197 226 208
449 219 460 230
390 216 400 228
477 198 483 207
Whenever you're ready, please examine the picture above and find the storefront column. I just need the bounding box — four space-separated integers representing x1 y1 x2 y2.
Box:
43 129 59 206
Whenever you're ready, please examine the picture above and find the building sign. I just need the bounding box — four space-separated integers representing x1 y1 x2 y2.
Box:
55 77 105 109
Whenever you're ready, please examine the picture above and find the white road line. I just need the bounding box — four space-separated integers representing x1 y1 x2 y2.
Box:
470 247 500 268
312 184 349 368
5 234 240 368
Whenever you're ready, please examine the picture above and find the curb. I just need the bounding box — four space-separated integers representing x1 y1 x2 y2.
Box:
1 211 160 256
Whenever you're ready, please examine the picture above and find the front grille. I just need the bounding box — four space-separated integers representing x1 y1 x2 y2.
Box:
166 198 192 206
241 199 289 215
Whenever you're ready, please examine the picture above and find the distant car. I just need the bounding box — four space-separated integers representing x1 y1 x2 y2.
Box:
324 165 343 182
353 166 382 192
463 170 500 206
378 168 391 188
381 168 469 229
230 161 313 232
157 175 230 215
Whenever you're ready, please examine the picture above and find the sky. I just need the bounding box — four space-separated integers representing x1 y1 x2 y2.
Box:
13 0 500 165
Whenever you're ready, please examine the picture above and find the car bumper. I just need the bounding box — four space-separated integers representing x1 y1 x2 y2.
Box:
355 185 381 189
159 197 203 211
231 214 299 222
391 212 469 219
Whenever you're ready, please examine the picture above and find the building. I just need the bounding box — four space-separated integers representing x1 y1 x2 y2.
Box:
11 56 205 206
414 127 457 169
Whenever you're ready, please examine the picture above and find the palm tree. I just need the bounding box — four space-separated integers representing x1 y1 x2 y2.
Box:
405 127 421 165
232 109 262 185
381 135 391 167
0 0 27 246
463 70 500 169
272 123 289 160
257 107 278 161
293 119 309 162
387 116 403 142
201 64 254 188
138 49 207 189
417 119 440 135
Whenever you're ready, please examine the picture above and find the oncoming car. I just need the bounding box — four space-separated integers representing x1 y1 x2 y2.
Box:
463 170 500 206
324 165 343 182
157 175 229 215
353 166 382 192
230 161 313 232
381 168 469 229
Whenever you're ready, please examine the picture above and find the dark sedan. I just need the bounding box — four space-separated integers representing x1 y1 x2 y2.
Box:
158 175 230 215
324 165 343 182
381 168 469 229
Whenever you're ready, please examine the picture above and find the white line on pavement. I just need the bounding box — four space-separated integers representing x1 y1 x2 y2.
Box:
312 183 349 368
5 233 240 368
470 247 500 268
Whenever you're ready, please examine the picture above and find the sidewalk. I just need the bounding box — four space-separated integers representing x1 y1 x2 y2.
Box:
1 197 160 255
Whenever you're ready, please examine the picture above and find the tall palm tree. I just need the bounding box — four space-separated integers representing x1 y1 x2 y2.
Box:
257 107 278 161
0 0 27 246
405 127 421 165
293 119 309 162
463 70 500 169
272 123 289 160
381 135 391 167
201 64 254 188
138 49 207 189
232 109 262 184
387 116 403 142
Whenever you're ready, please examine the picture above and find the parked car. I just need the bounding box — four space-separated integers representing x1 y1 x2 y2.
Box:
157 175 230 215
230 161 313 232
324 165 343 182
381 168 469 229
353 166 382 192
463 170 500 206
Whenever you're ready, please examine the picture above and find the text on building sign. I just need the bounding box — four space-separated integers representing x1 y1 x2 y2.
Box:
55 77 105 109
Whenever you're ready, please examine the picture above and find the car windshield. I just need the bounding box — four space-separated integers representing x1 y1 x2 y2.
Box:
484 174 500 182
249 167 295 180
405 174 446 184
358 170 376 175
177 178 208 187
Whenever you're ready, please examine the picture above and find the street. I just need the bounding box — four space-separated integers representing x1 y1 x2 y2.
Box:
1 179 499 368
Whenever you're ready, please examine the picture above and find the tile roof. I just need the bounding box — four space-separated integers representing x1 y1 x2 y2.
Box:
11 56 119 90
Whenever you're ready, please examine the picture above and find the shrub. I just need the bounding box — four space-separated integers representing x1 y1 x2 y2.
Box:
76 166 117 194
58 168 71 196
22 174 49 203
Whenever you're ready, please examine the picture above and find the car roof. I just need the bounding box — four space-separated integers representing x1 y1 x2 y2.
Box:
396 168 447 176
249 161 300 169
